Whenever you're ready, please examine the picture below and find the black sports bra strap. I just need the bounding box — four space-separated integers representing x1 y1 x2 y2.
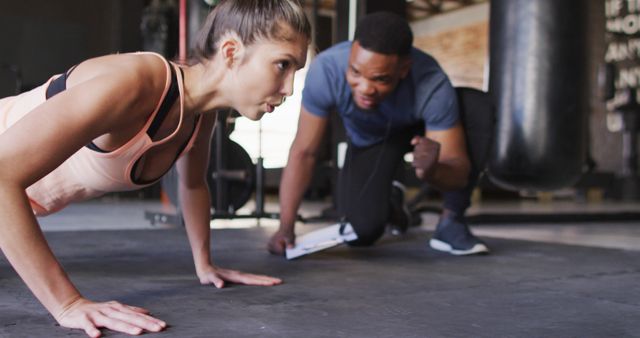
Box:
45 65 78 100
45 56 181 153
130 114 201 185
85 59 181 153
146 64 181 139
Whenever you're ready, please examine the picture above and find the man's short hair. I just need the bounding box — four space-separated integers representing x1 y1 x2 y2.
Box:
354 11 413 56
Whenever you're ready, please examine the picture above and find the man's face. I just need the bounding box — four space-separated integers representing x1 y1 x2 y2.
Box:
345 41 411 110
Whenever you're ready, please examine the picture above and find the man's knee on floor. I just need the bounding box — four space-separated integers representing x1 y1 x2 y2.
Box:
346 224 385 247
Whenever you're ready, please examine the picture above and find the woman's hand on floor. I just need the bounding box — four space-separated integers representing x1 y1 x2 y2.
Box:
197 264 283 288
56 297 166 337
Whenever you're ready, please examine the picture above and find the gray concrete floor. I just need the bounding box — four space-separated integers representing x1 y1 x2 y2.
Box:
1 197 639 337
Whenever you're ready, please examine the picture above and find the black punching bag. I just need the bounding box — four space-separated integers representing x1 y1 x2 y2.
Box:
488 0 590 191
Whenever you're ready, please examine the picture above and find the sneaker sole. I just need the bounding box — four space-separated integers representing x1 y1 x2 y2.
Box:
429 238 490 255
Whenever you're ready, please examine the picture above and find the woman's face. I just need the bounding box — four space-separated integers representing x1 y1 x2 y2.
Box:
229 32 308 121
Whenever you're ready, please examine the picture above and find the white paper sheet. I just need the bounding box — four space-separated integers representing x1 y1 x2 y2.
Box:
285 223 358 260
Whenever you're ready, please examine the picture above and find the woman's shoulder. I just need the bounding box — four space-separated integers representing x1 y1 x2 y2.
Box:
65 53 171 106
73 52 168 83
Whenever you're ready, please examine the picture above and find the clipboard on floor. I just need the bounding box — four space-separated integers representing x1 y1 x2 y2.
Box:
286 223 358 260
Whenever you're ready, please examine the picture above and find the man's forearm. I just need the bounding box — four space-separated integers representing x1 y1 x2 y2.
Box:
279 152 317 231
427 158 470 191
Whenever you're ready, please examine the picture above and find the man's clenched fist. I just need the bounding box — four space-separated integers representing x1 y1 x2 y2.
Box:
411 136 440 181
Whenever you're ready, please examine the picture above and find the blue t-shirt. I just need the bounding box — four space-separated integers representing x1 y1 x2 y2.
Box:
302 41 459 148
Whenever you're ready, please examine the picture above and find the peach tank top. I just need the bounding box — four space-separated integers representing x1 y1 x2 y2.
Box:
0 52 201 215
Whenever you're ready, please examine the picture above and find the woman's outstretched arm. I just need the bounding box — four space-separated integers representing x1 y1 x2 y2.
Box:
176 112 282 287
0 60 168 337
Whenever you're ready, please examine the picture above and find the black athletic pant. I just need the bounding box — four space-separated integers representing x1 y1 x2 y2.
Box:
337 123 480 246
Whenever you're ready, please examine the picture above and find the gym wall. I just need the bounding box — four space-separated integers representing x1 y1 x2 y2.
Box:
412 3 488 90
0 0 144 96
